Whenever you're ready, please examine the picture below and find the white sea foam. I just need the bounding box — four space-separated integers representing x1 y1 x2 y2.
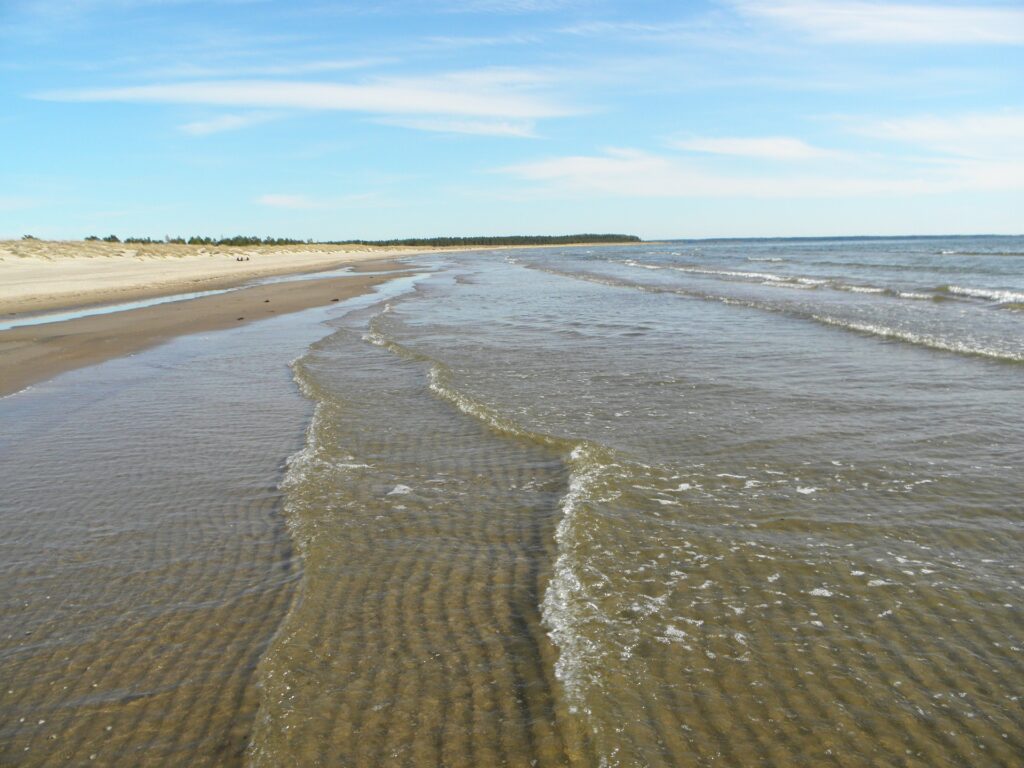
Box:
946 285 1024 304
811 315 1024 362
809 588 833 597
664 625 689 640
541 444 606 711
0 384 33 400
675 266 785 281
624 259 933 302
898 291 935 300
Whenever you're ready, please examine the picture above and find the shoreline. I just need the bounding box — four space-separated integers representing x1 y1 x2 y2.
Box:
0 239 447 316
0 239 637 397
0 239 630 317
0 260 414 397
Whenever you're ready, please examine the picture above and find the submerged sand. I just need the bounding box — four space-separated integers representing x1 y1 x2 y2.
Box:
0 308 344 766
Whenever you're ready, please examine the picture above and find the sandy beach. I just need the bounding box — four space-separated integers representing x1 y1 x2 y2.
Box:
0 239 436 315
0 239 432 396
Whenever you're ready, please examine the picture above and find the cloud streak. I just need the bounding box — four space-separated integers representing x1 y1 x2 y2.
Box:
34 69 577 134
375 116 538 137
178 112 278 135
150 57 396 79
851 112 1024 158
500 145 1024 199
735 1 1024 44
672 136 842 160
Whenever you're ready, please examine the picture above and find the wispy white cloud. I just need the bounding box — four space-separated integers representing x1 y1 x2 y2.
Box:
15 0 259 12
559 17 745 47
499 145 1024 198
442 0 586 12
850 112 1024 158
672 135 842 160
375 116 538 137
37 69 573 121
417 33 541 49
735 1 1024 44
178 112 278 135
151 57 395 79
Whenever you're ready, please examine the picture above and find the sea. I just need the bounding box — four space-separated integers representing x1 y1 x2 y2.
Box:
1 236 1022 766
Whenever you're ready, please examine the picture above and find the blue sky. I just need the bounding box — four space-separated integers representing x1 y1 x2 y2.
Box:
2 0 1022 239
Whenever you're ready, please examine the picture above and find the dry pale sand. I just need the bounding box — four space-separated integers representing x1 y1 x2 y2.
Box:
0 239 433 315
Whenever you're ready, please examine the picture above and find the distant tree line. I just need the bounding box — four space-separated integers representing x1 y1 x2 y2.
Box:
79 233 641 247
83 234 312 245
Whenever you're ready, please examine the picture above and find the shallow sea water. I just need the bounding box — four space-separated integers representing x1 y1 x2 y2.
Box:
2 238 1022 766
0 277 421 766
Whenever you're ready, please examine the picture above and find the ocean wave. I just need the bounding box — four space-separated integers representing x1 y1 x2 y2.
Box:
623 259 664 270
364 306 580 451
621 258 948 303
943 285 1024 304
362 306 621 720
248 348 344 765
623 259 791 283
810 316 1024 363
936 250 1024 257
541 443 609 711
427 364 571 448
898 291 938 300
520 260 1022 363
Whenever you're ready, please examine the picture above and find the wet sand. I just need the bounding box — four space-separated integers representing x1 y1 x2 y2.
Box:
0 262 412 397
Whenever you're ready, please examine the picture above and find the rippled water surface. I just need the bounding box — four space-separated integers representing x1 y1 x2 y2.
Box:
2 237 1022 766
